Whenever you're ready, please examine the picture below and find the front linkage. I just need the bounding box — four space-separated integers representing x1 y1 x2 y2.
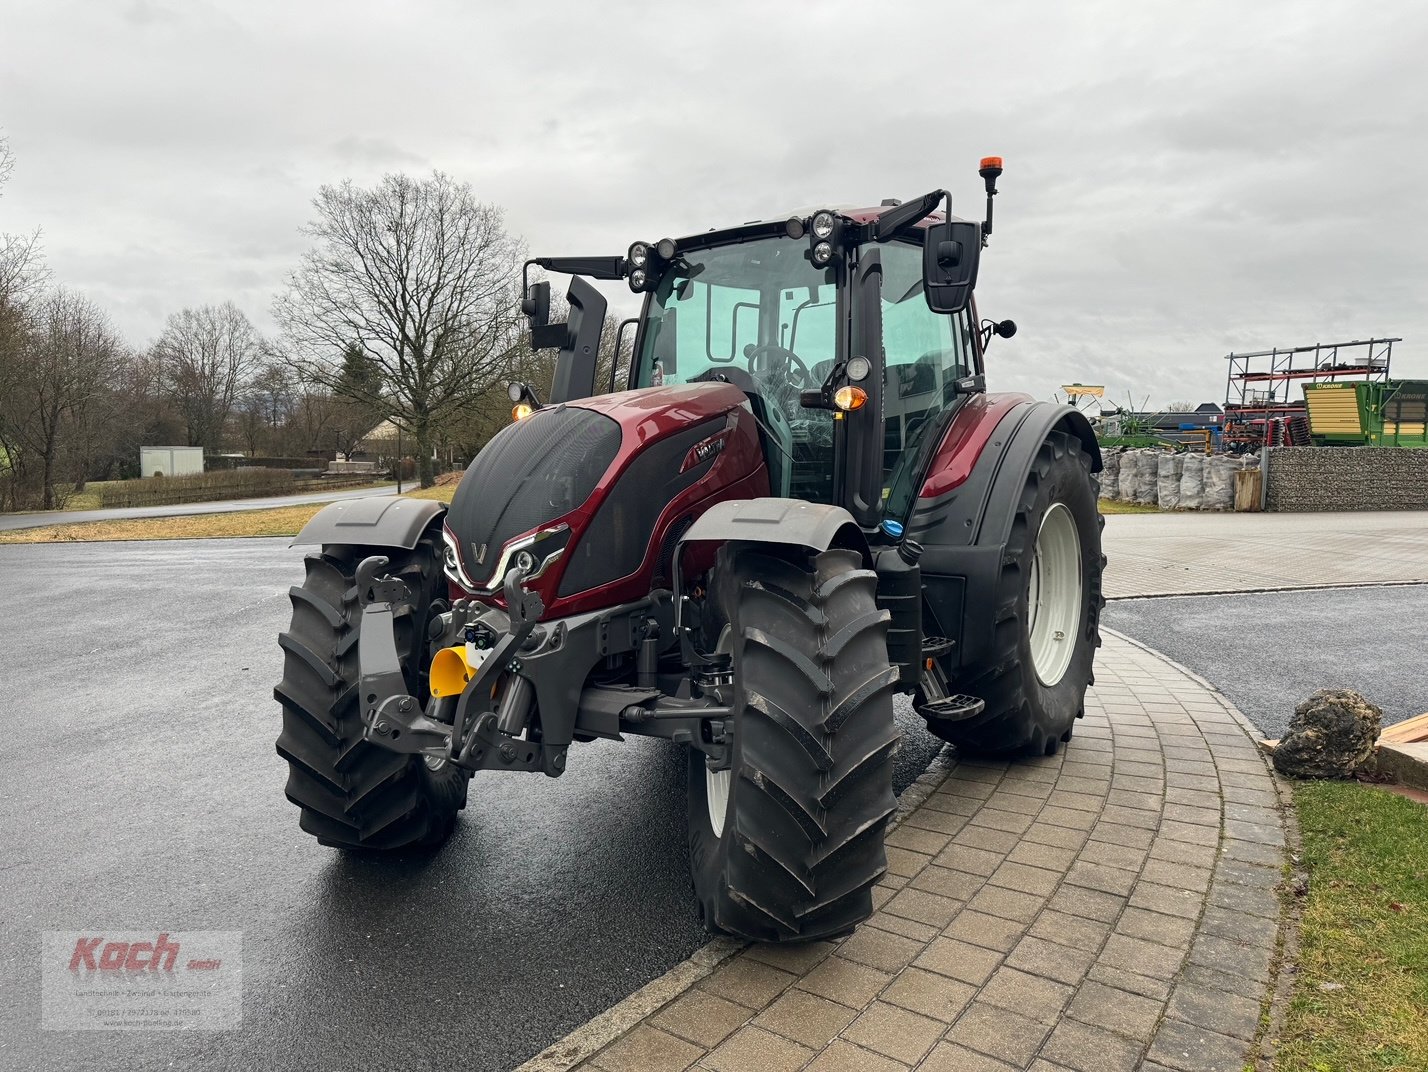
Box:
352 556 732 780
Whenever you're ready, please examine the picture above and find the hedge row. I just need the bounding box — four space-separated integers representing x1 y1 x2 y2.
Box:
98 468 295 508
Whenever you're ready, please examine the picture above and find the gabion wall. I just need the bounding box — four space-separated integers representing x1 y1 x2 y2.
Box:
1266 447 1428 511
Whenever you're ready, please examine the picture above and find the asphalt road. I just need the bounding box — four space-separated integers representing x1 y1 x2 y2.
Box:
1105 584 1428 738
0 539 942 1072
0 484 398 531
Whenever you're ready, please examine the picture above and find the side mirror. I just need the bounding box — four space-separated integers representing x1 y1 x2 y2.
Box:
522 281 550 330
922 220 981 314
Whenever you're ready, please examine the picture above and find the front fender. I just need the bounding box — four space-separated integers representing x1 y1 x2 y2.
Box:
291 495 446 550
678 497 869 565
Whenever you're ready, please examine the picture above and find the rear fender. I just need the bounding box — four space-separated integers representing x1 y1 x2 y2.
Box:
907 400 1099 673
291 496 446 550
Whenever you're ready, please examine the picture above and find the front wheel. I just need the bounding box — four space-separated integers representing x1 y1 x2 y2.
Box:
274 533 471 850
925 429 1105 757
687 543 900 942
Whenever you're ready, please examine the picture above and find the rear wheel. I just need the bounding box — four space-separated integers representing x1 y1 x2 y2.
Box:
925 430 1104 756
274 532 470 850
687 544 900 942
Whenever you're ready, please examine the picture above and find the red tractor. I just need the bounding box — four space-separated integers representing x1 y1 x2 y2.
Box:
275 160 1104 943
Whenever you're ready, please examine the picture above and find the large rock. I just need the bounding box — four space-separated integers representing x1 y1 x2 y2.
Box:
1273 689 1382 779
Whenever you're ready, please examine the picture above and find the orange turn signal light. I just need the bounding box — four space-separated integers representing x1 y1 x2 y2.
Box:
512 402 534 421
833 386 867 412
980 156 1003 170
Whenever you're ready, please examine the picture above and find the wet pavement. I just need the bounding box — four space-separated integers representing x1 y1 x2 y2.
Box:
1105 584 1428 738
0 539 941 1072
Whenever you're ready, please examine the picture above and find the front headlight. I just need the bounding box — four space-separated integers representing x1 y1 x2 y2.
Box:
811 211 836 240
628 242 649 268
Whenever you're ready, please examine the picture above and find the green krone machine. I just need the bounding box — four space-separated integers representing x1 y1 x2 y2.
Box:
1303 380 1428 446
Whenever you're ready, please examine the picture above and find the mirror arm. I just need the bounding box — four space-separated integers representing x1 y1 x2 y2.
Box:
799 357 848 411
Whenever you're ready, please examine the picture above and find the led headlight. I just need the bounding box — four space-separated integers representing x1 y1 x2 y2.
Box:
629 267 648 291
811 240 833 266
507 381 525 403
811 211 836 240
627 242 649 268
846 356 872 382
655 237 677 260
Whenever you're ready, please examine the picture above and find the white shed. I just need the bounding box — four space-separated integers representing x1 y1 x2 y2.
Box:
140 446 205 478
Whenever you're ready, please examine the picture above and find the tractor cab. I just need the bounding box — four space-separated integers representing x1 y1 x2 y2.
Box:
517 168 1000 534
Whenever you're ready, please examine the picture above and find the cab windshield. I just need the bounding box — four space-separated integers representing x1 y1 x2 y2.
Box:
632 234 974 514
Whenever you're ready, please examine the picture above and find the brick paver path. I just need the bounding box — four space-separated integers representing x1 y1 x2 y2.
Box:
564 634 1286 1072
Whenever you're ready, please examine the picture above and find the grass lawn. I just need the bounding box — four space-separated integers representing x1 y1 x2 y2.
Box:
1098 498 1161 515
0 483 457 543
1276 781 1428 1072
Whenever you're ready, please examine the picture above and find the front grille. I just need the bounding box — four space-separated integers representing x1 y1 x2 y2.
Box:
447 407 620 585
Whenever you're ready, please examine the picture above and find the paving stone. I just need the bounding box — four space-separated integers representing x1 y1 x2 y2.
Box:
943 909 1027 953
885 846 933 879
978 966 1073 1023
701 957 796 1008
951 824 1023 853
945 1000 1052 1065
1219 838 1284 867
989 790 1047 815
903 807 969 836
804 1040 911 1072
1127 881 1203 920
1140 859 1213 893
989 860 1062 896
1197 905 1279 946
838 926 926 974
885 887 962 928
1098 804 1161 830
969 807 1037 835
1077 839 1148 871
753 989 857 1049
933 843 1003 876
1220 784 1278 808
1206 880 1279 919
798 956 893 1008
1089 821 1156 849
1115 906 1196 949
1167 980 1262 1040
1066 978 1164 1038
1023 822 1091 849
1006 933 1097 984
919 1041 1019 1071
841 1001 944 1064
1214 858 1282 890
912 937 1004 986
592 1024 705 1072
1008 840 1078 872
871 884 896 911
1028 909 1112 953
1085 962 1173 1001
1177 962 1265 1002
1065 860 1138 896
1149 837 1218 869
1040 1017 1143 1072
1046 789 1107 812
885 824 953 856
923 791 983 816
1146 1017 1251 1072
745 940 837 974
653 988 753 1048
1047 883 1126 923
881 966 975 1023
704 1025 813 1072
1161 803 1221 826
1163 787 1220 810
911 865 985 902
865 912 939 944
1187 933 1272 982
1040 805 1100 830
1100 933 1187 980
966 884 1046 923
1105 788 1162 811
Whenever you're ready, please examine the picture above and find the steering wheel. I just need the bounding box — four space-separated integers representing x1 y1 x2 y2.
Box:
744 343 814 390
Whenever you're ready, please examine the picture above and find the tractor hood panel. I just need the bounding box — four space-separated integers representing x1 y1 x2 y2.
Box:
443 381 767 616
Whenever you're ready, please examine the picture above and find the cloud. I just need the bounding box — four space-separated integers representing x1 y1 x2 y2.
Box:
0 0 1423 404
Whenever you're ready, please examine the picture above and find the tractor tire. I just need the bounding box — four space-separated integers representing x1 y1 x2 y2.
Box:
687 544 900 942
926 429 1105 757
274 531 470 850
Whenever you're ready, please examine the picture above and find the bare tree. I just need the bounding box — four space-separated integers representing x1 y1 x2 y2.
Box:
274 171 526 486
152 302 260 450
3 289 123 508
1163 401 1197 412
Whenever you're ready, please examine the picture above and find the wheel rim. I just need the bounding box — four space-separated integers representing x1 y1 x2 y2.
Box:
707 768 731 838
1027 502 1082 686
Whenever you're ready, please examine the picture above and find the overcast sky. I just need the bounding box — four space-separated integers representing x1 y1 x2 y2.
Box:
3 0 1425 407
